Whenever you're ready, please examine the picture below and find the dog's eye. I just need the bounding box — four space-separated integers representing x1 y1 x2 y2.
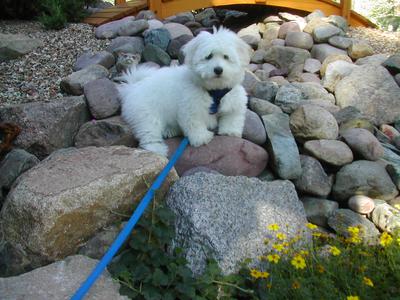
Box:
205 53 213 60
224 55 230 60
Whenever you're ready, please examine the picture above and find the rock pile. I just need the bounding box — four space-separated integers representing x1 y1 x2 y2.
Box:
1 7 400 293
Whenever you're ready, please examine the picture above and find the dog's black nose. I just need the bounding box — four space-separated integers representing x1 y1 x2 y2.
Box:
214 67 223 75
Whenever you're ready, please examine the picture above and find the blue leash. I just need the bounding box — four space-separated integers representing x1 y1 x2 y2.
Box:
71 137 189 300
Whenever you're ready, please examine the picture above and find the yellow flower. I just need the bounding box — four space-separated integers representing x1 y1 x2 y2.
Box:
316 264 325 273
259 271 270 279
268 223 280 231
394 204 400 210
397 236 400 246
292 280 301 289
276 232 287 240
312 232 322 238
299 250 309 256
267 254 280 264
348 226 360 235
346 236 362 245
329 246 341 256
347 296 359 300
250 269 261 279
363 276 374 287
380 232 393 247
272 243 285 252
306 223 317 230
291 255 306 270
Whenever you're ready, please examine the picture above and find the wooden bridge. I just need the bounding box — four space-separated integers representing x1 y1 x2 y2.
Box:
84 0 374 27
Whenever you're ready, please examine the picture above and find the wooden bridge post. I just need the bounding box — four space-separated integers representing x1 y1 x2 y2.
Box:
341 0 352 23
149 0 162 16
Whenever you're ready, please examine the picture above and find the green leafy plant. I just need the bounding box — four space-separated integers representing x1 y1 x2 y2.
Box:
38 0 67 30
247 222 400 300
108 200 255 300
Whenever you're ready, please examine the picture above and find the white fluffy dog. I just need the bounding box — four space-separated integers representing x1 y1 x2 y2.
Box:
118 27 252 156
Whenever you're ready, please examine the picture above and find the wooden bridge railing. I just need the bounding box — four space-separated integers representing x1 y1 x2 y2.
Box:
114 0 375 27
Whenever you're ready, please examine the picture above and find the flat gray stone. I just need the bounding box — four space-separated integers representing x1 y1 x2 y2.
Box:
311 43 347 63
60 64 109 96
83 78 120 119
304 139 353 166
117 19 149 36
262 113 302 179
74 51 115 71
301 196 338 228
105 36 145 55
0 255 128 300
242 109 267 145
285 31 314 50
95 16 135 39
144 28 172 51
248 97 283 116
333 160 399 202
312 24 341 43
166 173 309 275
142 44 171 66
293 155 332 197
0 149 39 191
328 209 379 242
74 116 138 148
0 33 42 61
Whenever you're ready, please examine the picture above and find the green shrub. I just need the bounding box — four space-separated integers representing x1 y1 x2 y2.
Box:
38 0 67 30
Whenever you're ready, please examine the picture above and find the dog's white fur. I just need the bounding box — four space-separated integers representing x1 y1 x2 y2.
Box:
118 27 252 156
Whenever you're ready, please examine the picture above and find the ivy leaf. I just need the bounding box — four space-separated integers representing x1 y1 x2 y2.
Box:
152 268 169 286
176 282 197 298
142 284 162 300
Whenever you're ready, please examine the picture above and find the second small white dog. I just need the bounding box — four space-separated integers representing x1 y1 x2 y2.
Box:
118 27 252 156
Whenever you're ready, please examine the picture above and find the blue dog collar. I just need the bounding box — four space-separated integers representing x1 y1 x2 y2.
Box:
208 88 231 114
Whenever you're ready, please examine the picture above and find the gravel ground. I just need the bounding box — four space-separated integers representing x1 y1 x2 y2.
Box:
0 19 399 107
0 21 109 107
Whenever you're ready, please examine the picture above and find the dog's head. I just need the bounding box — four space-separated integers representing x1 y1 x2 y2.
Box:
182 27 252 90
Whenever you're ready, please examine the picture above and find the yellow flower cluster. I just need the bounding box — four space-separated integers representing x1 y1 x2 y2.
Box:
329 245 341 256
306 223 318 230
250 269 270 279
347 296 359 300
380 232 393 247
363 276 374 287
346 226 362 244
268 223 280 231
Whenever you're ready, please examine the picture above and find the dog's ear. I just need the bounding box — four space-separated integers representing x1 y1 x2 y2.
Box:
235 36 253 68
182 31 211 65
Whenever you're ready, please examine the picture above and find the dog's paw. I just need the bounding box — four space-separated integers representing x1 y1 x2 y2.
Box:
142 142 169 157
189 130 214 147
218 128 242 137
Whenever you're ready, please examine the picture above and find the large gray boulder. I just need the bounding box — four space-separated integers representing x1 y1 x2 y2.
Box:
0 146 177 270
335 64 400 125
311 43 347 63
303 139 353 166
73 51 115 71
0 33 42 61
301 196 338 228
166 173 309 275
262 113 302 179
0 97 90 159
333 160 399 202
0 255 128 300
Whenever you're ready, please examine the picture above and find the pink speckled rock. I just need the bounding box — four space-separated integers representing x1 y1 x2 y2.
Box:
348 195 375 215
166 136 268 176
